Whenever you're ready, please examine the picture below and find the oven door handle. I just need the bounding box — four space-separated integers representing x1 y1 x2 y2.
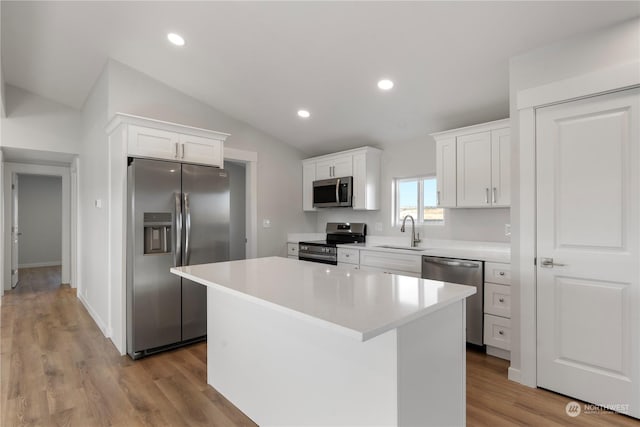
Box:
299 253 337 262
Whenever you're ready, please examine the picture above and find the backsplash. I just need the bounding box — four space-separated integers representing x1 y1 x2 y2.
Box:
314 207 511 243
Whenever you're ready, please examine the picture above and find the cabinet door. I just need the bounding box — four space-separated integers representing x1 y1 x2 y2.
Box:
315 159 334 180
332 155 353 178
435 137 457 207
491 128 510 207
352 152 365 210
180 134 223 167
302 161 317 211
316 155 353 179
456 132 492 207
128 125 179 160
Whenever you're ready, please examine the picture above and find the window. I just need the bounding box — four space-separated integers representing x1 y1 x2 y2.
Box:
394 176 444 225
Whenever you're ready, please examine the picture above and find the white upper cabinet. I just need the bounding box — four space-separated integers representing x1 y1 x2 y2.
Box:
491 128 511 207
179 133 224 167
431 119 510 208
128 125 180 160
316 155 353 180
457 131 492 207
302 161 317 211
109 114 229 168
303 146 382 211
435 137 457 208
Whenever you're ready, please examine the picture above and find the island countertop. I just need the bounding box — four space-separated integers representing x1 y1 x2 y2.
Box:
171 256 476 341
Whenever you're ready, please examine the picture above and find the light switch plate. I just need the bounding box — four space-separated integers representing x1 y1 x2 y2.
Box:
95 199 102 209
505 224 511 236
262 219 272 228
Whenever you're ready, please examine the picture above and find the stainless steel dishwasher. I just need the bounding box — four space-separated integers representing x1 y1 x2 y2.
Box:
422 256 483 346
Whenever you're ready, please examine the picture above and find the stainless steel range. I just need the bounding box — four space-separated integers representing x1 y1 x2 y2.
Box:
298 223 366 265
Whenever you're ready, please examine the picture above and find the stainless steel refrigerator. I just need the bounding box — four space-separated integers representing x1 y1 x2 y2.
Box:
126 158 229 359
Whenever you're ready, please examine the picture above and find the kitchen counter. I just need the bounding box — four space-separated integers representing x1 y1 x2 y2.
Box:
339 243 510 264
172 257 474 341
171 257 475 426
287 233 511 263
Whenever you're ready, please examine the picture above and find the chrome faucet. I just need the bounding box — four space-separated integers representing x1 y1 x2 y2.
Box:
400 215 421 247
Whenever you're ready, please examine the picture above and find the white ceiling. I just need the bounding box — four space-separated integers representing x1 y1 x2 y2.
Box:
2 2 638 155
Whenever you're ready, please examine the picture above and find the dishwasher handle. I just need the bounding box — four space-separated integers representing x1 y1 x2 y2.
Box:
422 257 480 269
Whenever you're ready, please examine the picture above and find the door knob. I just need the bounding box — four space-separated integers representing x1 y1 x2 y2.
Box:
540 258 567 268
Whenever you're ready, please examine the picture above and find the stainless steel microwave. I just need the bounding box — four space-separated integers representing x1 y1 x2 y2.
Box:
313 176 353 208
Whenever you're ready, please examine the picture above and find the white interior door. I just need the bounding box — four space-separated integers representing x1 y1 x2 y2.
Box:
11 173 19 288
536 88 639 417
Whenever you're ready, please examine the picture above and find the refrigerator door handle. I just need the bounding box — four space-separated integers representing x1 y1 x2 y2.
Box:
184 192 191 265
174 192 182 267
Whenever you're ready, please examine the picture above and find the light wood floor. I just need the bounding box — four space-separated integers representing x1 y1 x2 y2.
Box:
1 267 638 426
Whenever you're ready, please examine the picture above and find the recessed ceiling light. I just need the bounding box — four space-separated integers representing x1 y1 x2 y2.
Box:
377 79 394 90
297 109 311 119
167 33 185 46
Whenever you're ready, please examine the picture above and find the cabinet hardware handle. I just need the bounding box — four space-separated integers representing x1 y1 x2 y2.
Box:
175 142 179 158
485 188 489 204
345 254 350 258
437 190 440 206
492 187 497 204
181 143 185 159
498 330 505 335
499 298 505 303
499 272 505 276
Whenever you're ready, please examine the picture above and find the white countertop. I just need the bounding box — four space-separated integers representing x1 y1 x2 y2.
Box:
338 243 511 263
171 257 476 342
287 234 511 263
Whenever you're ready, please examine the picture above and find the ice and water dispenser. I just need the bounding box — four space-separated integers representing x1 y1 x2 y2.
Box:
143 212 172 255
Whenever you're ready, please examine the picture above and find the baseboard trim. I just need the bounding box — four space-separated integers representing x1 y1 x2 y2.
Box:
18 261 62 268
77 292 109 337
508 367 522 384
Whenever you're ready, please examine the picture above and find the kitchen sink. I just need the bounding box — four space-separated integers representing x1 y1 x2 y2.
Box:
375 245 428 252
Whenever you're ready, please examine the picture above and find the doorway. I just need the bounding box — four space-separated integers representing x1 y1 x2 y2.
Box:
11 173 63 289
2 159 76 294
225 160 247 260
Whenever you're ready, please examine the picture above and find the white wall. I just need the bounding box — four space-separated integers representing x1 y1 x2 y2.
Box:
508 17 640 377
17 174 62 267
314 135 511 244
78 67 110 334
107 60 316 257
1 85 81 154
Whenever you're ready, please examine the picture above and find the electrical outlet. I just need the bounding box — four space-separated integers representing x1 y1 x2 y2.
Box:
505 224 511 237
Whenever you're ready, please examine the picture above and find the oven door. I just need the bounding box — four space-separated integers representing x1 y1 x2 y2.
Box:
313 177 352 208
298 253 338 265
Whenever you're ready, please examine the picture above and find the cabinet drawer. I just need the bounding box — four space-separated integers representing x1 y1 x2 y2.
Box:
484 314 511 351
337 262 360 271
337 248 359 265
359 250 421 273
359 266 421 278
484 262 511 285
287 243 299 257
484 283 511 318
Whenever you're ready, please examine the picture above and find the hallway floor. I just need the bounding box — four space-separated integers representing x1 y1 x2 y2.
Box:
1 267 637 426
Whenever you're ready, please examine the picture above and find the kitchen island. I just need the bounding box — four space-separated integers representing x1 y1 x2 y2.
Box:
171 256 476 426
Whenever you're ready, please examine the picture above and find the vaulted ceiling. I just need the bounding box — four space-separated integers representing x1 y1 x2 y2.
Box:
2 1 638 154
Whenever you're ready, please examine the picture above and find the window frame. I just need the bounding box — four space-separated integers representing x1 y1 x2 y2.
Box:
393 175 444 226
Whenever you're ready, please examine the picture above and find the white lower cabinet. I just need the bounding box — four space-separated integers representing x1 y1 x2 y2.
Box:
287 243 298 259
483 262 511 360
358 250 422 276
